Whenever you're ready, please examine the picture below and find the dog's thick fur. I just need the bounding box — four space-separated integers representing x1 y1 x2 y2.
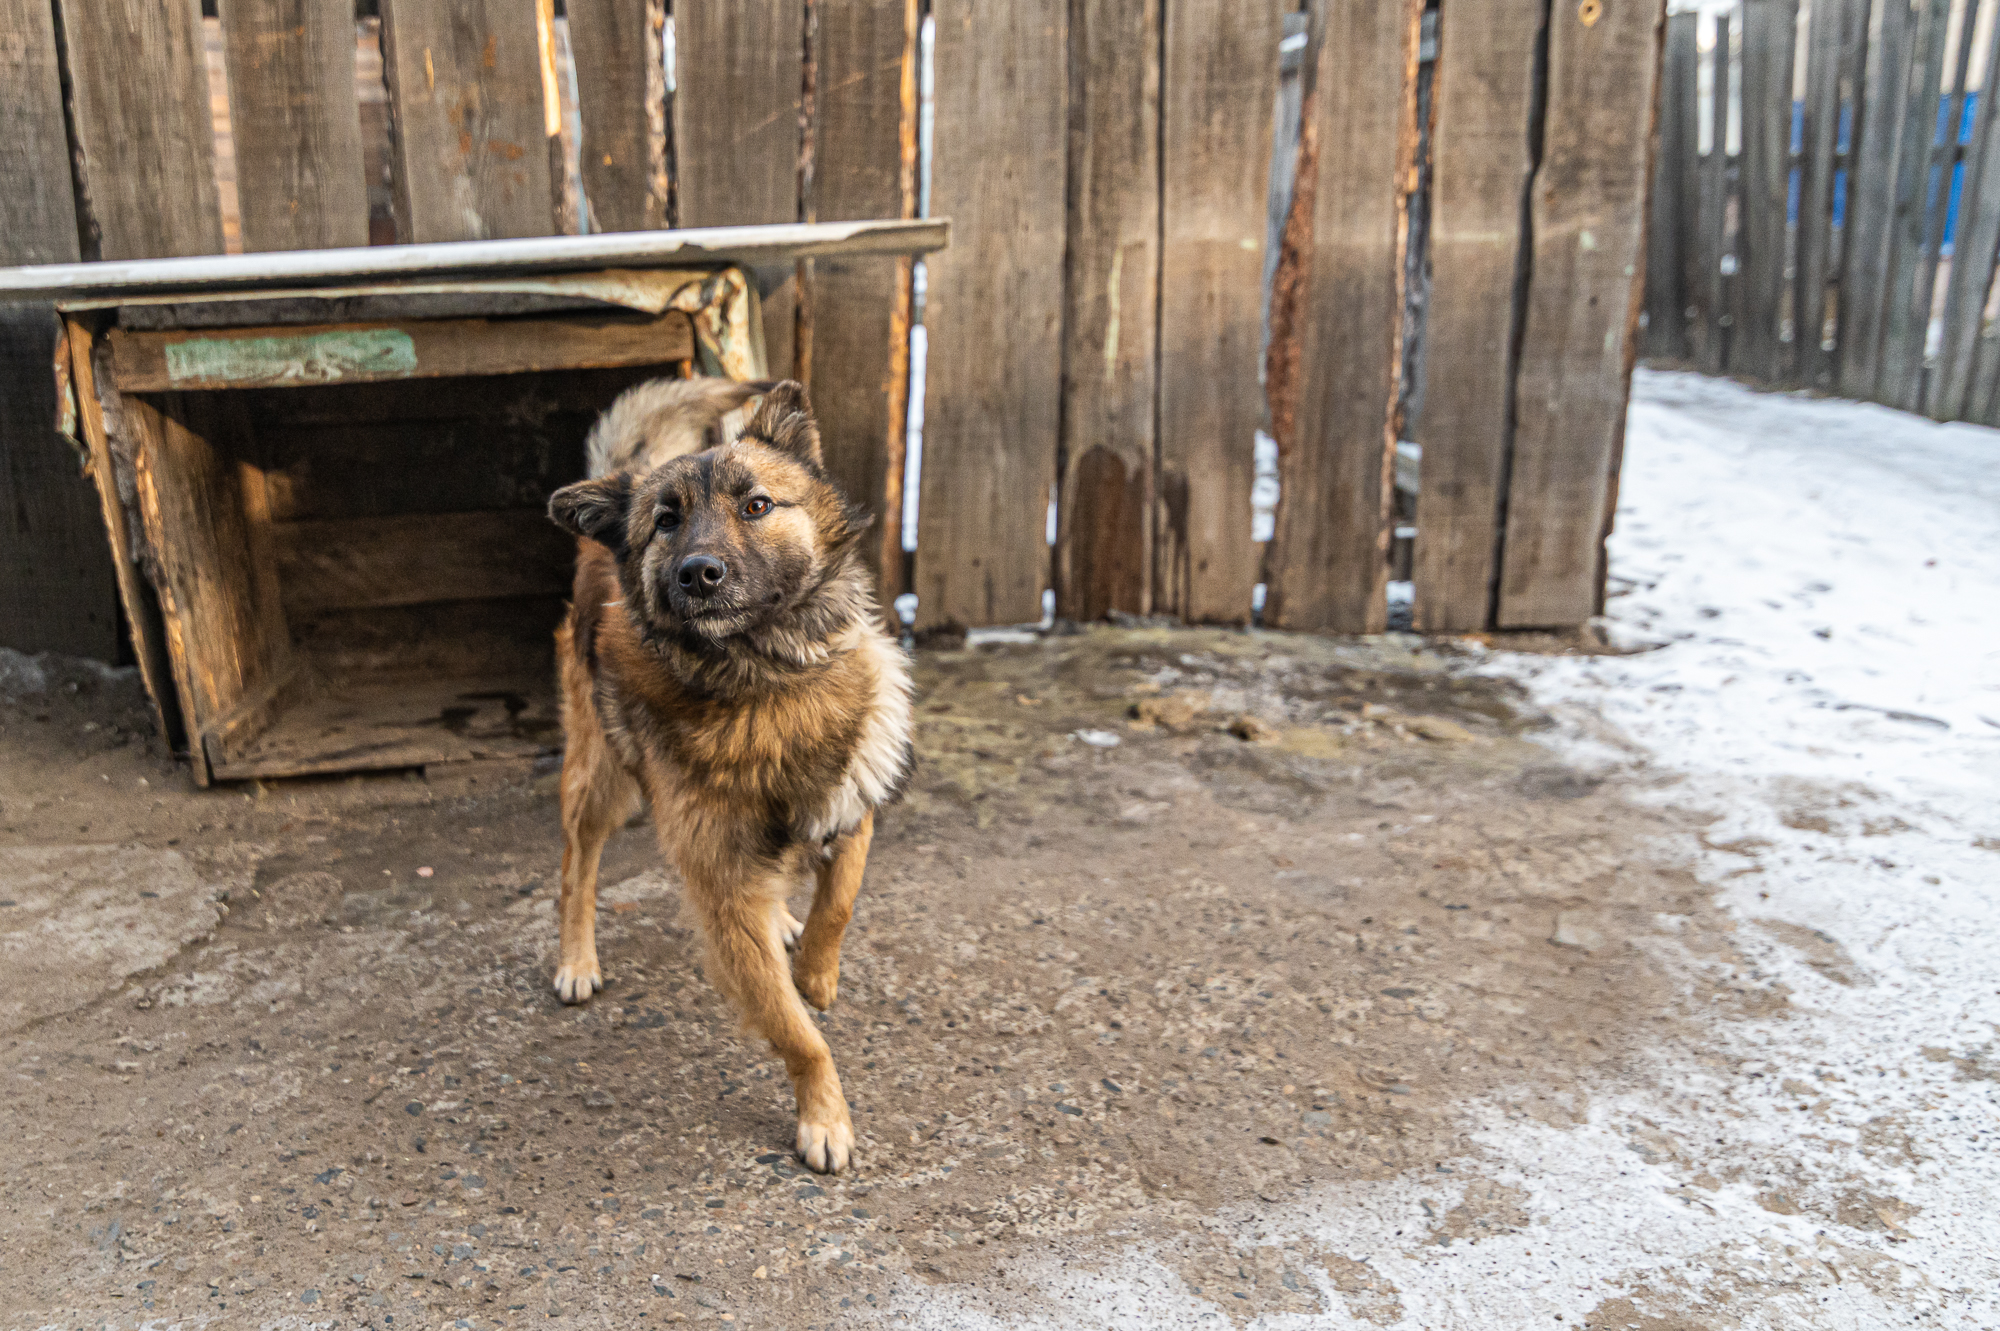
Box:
546 377 912 1174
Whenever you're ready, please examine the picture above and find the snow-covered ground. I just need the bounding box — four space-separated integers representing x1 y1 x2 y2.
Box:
900 369 2000 1328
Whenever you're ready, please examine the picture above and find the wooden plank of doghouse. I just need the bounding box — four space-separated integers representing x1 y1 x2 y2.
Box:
1153 0 1281 626
1697 9 1731 374
1410 0 1540 634
1057 0 1160 623
66 320 183 752
1891 0 1974 410
55 0 222 259
1936 4 2000 418
916 0 1068 630
1839 0 1917 396
1646 13 1698 361
1736 0 1797 384
108 313 695 392
565 0 668 232
271 510 575 614
1793 0 1846 390
1263 0 1418 633
218 0 369 251
1496 0 1663 628
673 0 806 376
378 0 555 242
807 0 918 597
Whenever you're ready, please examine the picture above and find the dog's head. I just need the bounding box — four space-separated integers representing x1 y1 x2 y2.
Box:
549 381 869 645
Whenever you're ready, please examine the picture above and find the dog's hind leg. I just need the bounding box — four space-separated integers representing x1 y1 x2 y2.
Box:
554 716 639 1005
693 877 854 1173
793 812 872 1011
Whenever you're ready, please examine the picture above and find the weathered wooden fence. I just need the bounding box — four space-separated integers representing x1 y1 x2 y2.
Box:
2 0 1665 664
1645 0 2000 422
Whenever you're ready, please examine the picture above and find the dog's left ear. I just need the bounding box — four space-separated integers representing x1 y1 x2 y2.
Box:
742 380 823 470
549 474 634 552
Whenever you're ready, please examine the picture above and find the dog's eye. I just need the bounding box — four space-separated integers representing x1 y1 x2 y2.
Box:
743 496 773 519
656 507 680 531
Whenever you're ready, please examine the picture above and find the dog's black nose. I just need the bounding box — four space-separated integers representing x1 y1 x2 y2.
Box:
676 554 728 596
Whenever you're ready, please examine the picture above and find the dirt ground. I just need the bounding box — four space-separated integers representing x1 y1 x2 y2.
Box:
1 626 1759 1329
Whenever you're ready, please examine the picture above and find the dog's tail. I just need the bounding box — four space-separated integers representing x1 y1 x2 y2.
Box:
585 377 778 479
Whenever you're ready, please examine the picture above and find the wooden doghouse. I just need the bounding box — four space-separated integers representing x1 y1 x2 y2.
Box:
5 221 946 785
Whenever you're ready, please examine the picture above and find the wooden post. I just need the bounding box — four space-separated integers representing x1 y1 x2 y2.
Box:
218 0 369 251
672 0 807 378
1411 0 1540 633
1154 0 1281 626
916 0 1068 630
1497 0 1665 628
1264 0 1420 634
379 0 556 243
806 0 919 598
1056 0 1160 624
565 0 670 233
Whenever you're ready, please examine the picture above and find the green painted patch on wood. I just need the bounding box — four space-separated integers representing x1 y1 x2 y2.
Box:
164 329 418 385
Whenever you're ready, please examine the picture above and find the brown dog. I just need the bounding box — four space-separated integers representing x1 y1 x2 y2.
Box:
545 377 913 1173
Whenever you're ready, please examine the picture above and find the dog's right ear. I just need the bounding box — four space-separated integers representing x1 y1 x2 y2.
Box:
549 475 634 551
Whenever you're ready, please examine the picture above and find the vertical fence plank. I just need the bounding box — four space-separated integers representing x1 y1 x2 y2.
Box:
566 0 668 233
1153 0 1281 626
1265 0 1419 633
1698 9 1733 373
1056 0 1160 623
218 0 367 251
57 0 223 259
1498 0 1664 628
4 0 81 266
1647 13 1698 362
379 0 555 242
1738 0 1798 382
1411 0 1540 633
807 0 918 595
1935 1 2000 416
1840 0 1919 395
916 1 1068 630
1674 12 1713 367
1794 0 1846 389
673 0 806 377
1877 0 1952 406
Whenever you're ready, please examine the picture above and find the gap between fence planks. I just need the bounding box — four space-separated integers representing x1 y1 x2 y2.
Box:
1264 0 1420 634
1057 0 1161 624
565 0 669 234
805 0 919 600
917 0 1068 631
218 0 368 252
1154 0 1281 626
379 0 555 244
1497 0 1663 629
1412 0 1542 634
672 0 807 379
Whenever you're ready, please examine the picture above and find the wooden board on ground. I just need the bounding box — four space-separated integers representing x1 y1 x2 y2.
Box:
672 0 805 376
1264 0 1418 633
219 0 369 251
378 0 555 242
916 0 1068 630
55 0 223 260
805 0 917 596
1646 13 1698 362
107 312 694 391
565 0 668 233
1153 0 1281 626
270 510 574 614
1057 0 1160 623
1735 0 1797 384
1411 0 1540 633
1496 0 1663 628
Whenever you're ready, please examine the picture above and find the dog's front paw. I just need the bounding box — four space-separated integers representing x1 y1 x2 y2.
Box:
553 960 602 1005
796 1108 854 1174
793 958 838 1011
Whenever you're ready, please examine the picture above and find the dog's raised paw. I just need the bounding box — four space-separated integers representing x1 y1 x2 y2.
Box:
553 963 602 1005
796 1113 854 1174
780 910 806 951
